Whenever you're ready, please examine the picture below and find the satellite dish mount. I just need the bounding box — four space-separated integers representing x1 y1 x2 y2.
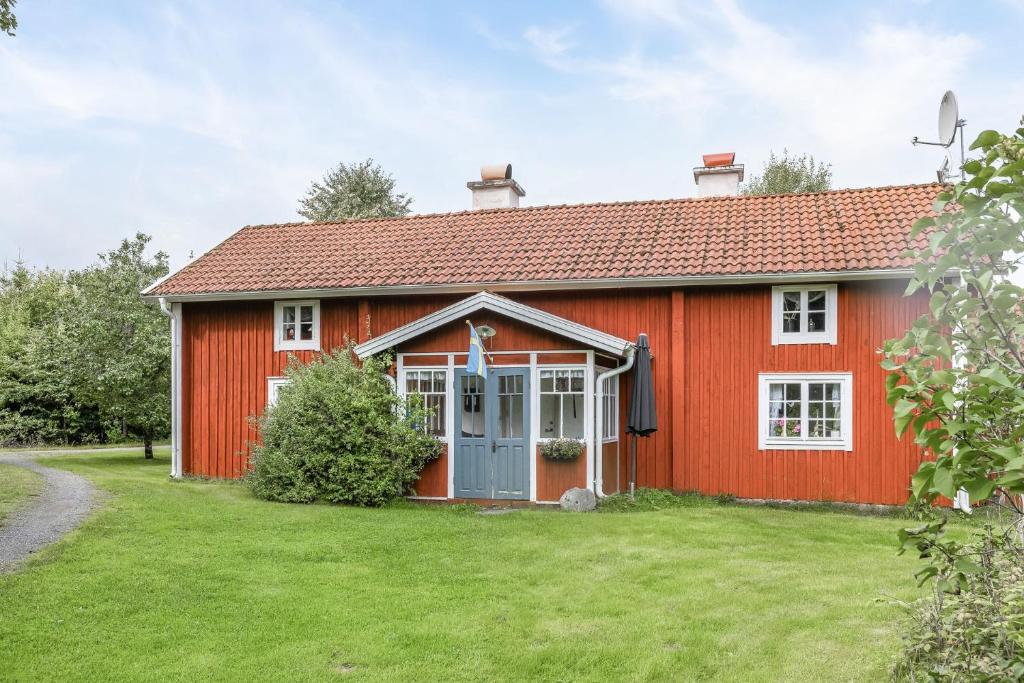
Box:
911 90 967 183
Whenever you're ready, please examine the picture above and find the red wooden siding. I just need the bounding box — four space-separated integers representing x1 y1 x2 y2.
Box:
677 280 927 504
181 299 359 477
601 441 620 495
537 446 587 502
413 444 448 498
179 281 927 504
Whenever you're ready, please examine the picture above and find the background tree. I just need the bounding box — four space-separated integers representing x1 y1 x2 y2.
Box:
297 158 412 221
0 263 103 445
1 0 16 37
65 233 171 458
741 149 832 195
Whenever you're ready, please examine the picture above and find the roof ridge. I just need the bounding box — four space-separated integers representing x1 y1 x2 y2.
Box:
242 182 945 231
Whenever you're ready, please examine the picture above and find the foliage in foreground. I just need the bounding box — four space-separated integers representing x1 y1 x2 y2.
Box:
892 529 1024 681
297 158 412 222
883 120 1024 679
246 348 441 506
740 149 832 196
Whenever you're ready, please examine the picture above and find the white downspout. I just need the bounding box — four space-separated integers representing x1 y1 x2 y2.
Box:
594 345 635 498
158 297 183 478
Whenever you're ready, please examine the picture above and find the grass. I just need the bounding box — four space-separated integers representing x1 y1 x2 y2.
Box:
0 448 928 682
0 462 44 526
0 440 170 453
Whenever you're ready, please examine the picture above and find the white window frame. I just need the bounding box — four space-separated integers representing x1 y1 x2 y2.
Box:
758 372 853 451
600 374 619 442
266 376 291 407
771 284 837 345
399 367 449 438
273 300 321 352
538 366 587 441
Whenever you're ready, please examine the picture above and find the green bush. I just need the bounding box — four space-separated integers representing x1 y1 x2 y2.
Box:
246 348 441 507
892 529 1024 681
540 437 584 461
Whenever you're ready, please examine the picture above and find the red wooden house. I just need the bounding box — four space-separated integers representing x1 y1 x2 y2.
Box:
144 157 939 505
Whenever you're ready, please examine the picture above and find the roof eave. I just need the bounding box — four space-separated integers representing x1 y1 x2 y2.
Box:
144 267 936 303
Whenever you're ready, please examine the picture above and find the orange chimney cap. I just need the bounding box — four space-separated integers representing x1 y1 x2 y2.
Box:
702 152 735 167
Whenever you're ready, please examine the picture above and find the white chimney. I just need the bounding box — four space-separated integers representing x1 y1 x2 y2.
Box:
467 164 525 209
693 152 744 197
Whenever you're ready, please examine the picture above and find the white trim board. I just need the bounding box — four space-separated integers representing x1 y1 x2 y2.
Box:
354 292 633 359
144 268 931 302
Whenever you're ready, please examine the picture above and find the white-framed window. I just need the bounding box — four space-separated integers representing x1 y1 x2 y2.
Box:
758 372 853 451
600 374 619 441
539 368 585 440
771 285 837 345
273 300 320 351
267 377 291 407
402 368 447 437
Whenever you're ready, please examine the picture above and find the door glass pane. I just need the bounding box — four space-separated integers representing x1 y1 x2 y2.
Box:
498 374 524 439
460 375 485 438
562 393 584 438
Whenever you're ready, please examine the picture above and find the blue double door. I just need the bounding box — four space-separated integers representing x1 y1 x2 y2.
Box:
454 368 530 500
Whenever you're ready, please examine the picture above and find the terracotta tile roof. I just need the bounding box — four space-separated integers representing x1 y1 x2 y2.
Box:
147 183 943 296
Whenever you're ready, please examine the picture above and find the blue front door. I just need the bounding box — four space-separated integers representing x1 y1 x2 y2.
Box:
454 368 530 500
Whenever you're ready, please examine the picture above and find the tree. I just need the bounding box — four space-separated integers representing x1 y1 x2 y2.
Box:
883 122 1024 527
741 150 832 196
297 158 412 222
0 263 104 445
66 233 171 458
1 0 17 37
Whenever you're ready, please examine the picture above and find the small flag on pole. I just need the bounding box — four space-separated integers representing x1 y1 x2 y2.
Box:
466 321 488 379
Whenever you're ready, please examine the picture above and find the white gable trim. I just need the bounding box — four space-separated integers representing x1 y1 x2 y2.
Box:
353 292 633 359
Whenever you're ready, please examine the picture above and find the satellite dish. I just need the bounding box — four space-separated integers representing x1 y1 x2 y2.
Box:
938 90 959 147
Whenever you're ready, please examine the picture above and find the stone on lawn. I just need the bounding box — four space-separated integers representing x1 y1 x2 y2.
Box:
559 487 596 512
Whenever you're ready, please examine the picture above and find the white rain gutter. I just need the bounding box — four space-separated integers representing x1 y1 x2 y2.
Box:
593 345 636 498
158 297 183 478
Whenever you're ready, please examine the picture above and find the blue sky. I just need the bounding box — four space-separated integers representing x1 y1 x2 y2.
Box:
1 0 1022 272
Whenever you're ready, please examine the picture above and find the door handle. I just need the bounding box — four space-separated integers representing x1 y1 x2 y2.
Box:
491 440 496 453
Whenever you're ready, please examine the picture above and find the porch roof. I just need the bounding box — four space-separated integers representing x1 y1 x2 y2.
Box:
353 292 633 359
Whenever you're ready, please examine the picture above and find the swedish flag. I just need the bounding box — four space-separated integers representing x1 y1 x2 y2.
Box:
466 322 488 379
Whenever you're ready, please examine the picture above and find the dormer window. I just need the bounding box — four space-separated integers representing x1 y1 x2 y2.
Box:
274 300 320 351
771 285 837 345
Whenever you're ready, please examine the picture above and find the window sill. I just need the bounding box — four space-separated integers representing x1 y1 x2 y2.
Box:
774 334 835 346
275 341 321 352
760 439 851 452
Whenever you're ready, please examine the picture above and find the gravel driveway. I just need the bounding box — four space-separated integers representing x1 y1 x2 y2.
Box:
0 454 97 572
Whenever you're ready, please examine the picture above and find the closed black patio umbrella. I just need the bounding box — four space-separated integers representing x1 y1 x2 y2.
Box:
626 333 657 498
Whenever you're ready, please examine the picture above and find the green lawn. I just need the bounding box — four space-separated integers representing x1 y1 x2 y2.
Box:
0 448 923 681
0 462 44 526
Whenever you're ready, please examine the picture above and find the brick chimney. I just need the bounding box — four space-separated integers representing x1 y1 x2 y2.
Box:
693 152 744 197
467 164 525 209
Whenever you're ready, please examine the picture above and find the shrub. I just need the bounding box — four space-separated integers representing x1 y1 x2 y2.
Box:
540 438 584 461
893 529 1024 681
246 347 441 507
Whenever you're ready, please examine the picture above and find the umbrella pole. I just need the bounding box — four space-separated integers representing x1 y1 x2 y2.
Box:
629 435 637 500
